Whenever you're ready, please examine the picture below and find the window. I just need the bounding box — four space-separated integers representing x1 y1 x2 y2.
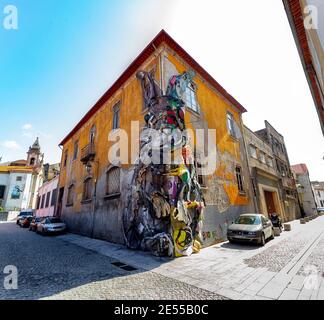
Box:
82 178 93 201
266 156 273 167
194 151 206 187
235 166 244 193
227 112 236 137
106 167 121 196
11 186 21 199
64 150 68 167
30 157 35 166
16 176 22 182
36 196 40 210
249 145 257 159
0 185 5 199
259 152 266 164
90 125 96 144
113 102 120 130
45 192 51 208
51 188 57 207
66 184 75 206
73 141 79 160
41 194 46 208
184 82 198 112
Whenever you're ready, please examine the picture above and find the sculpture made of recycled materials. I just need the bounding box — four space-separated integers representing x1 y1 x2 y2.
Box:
122 70 205 257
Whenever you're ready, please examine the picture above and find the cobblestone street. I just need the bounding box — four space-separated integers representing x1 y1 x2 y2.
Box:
0 222 225 300
1 216 324 300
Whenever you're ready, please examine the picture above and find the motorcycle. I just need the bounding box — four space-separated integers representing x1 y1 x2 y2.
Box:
270 213 283 232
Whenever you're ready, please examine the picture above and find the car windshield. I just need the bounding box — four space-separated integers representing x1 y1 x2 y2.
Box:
48 218 62 223
235 215 261 225
20 212 31 216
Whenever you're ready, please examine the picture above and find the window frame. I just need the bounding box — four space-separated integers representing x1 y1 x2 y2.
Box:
184 81 199 113
235 165 245 193
249 144 257 159
73 140 79 160
112 102 121 130
82 177 93 202
66 184 75 206
45 191 51 208
51 188 57 207
259 151 266 164
105 166 121 198
266 156 274 168
41 194 46 208
226 112 236 138
89 125 96 144
0 185 5 199
63 150 68 167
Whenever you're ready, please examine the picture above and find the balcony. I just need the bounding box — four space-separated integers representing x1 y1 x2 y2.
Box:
80 143 95 163
282 176 295 189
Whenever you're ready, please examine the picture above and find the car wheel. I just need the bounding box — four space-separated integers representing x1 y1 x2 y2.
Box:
270 228 275 240
41 228 46 236
259 233 266 246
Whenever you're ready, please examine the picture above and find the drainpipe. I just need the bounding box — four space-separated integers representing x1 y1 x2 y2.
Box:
90 160 99 238
241 126 258 212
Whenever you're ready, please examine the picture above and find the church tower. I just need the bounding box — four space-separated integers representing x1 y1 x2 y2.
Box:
27 137 43 167
26 137 44 209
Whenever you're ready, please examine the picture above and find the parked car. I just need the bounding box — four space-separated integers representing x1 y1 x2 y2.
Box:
29 216 45 232
16 210 34 225
227 213 274 246
36 217 66 235
19 216 34 228
317 207 324 214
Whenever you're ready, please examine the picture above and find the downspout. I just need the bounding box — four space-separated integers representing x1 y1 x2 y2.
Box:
241 125 258 212
91 160 99 238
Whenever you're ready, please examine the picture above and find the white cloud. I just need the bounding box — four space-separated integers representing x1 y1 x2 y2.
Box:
22 123 32 130
1 140 20 149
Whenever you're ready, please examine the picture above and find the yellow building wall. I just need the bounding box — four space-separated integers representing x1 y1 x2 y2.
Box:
58 42 252 245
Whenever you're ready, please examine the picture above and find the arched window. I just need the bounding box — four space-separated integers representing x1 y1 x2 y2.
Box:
106 167 120 196
30 157 35 166
66 184 75 206
83 177 93 201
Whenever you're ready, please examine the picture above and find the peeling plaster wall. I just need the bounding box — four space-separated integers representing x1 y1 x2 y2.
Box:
58 43 254 247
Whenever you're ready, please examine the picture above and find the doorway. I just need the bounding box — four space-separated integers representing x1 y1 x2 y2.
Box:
264 190 277 215
56 187 64 218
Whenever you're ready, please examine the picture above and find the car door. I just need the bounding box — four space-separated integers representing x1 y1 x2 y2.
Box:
261 216 271 238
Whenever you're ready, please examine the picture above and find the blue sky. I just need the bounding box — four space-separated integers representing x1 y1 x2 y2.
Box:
0 0 323 180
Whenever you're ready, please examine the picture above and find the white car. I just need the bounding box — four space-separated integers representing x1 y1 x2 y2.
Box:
36 217 66 235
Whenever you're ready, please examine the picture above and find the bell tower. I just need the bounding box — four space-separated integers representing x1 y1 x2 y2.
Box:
27 137 43 167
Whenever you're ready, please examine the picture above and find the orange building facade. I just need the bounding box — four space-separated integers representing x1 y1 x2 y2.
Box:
57 31 255 249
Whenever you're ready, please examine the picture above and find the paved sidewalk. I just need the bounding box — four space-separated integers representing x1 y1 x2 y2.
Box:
58 216 324 300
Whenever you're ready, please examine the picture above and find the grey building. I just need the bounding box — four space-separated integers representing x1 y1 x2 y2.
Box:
244 126 286 220
291 164 317 216
311 181 324 208
254 121 301 221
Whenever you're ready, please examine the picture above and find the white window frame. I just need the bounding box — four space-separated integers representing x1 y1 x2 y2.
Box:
184 82 199 113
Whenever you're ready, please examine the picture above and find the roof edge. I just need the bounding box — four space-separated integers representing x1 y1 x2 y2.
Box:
59 29 247 146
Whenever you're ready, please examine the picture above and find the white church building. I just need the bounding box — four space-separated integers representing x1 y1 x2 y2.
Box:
0 138 43 211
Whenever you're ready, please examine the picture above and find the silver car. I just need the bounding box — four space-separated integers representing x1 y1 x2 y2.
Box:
36 217 66 235
227 213 274 246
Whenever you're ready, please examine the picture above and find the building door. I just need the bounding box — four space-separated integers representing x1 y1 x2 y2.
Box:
264 190 276 215
56 187 64 218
